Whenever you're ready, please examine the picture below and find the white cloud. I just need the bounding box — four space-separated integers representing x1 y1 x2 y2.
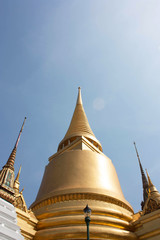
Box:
93 98 105 111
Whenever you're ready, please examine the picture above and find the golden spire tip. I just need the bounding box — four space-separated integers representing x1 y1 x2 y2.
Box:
77 87 82 105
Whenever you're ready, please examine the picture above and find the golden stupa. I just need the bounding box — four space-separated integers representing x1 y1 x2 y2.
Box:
1 88 160 239
31 88 137 240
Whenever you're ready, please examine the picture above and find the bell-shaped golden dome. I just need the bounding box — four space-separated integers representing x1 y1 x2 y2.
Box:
31 88 136 240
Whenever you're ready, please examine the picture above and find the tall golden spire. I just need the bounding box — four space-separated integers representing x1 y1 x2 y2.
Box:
134 142 149 209
6 117 26 170
58 88 102 151
0 118 26 203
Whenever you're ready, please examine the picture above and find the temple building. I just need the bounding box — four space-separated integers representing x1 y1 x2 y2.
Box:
0 88 160 239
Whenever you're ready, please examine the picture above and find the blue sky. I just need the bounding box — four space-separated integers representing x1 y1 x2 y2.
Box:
1 0 160 212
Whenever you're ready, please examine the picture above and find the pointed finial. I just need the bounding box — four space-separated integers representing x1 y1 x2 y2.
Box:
133 142 148 187
145 169 153 187
14 165 22 192
15 165 21 182
76 87 82 105
134 142 149 209
15 117 27 149
134 142 141 167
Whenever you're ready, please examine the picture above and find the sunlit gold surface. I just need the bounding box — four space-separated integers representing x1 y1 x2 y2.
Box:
133 209 160 239
16 207 38 240
33 200 136 240
31 88 137 239
32 147 136 239
33 150 131 208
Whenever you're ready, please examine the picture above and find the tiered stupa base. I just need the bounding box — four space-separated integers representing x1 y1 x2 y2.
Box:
33 198 137 240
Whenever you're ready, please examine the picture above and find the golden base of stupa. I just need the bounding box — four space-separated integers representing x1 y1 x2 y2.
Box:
33 199 136 239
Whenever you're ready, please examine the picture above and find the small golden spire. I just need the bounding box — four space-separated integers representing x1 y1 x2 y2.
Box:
15 165 21 182
142 169 160 214
145 169 159 195
146 169 153 187
14 165 22 192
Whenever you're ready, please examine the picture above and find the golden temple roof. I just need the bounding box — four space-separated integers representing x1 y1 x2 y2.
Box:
58 87 102 151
